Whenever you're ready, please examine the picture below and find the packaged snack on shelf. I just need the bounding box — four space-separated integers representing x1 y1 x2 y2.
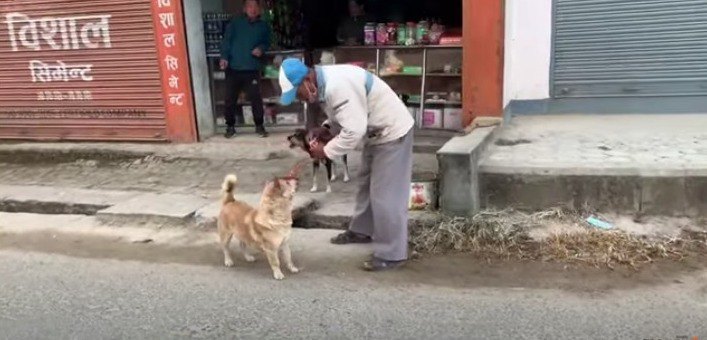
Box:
409 181 436 210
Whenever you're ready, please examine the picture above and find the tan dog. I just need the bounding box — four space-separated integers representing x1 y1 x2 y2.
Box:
217 174 299 280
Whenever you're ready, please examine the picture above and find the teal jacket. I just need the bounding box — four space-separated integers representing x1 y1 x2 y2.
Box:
220 15 271 71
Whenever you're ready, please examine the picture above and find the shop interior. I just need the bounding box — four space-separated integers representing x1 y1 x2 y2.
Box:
200 0 463 131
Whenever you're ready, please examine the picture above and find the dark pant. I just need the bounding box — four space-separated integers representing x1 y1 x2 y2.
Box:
224 69 265 128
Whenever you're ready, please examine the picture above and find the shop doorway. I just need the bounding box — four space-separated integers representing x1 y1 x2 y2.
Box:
196 0 464 135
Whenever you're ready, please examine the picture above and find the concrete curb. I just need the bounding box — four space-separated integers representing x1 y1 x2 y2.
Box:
481 173 707 217
436 126 499 217
0 185 445 230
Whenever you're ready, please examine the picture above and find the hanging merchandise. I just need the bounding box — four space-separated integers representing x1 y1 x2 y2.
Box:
265 0 304 49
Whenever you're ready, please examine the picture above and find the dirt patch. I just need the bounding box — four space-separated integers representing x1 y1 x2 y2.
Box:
0 157 301 195
494 138 532 146
410 208 707 270
0 200 108 215
0 230 705 293
0 149 151 166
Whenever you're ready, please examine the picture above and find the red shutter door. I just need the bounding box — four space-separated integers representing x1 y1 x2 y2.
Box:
0 0 169 141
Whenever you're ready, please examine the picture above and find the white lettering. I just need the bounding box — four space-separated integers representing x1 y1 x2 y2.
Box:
169 93 185 106
29 60 93 82
6 13 40 51
5 12 112 51
159 13 175 29
79 15 112 49
164 55 178 71
162 33 176 48
157 0 172 8
168 75 179 89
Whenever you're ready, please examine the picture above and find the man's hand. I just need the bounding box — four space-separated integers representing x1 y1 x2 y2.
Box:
308 140 327 160
251 47 263 57
219 59 228 70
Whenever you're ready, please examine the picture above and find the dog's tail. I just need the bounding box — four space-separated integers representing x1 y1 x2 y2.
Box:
221 174 238 204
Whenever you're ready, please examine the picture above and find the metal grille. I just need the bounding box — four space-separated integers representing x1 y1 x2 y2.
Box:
0 0 166 141
552 0 707 98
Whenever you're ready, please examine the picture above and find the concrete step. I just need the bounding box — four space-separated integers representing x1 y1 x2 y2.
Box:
0 185 136 215
480 172 707 217
478 115 707 217
0 185 441 229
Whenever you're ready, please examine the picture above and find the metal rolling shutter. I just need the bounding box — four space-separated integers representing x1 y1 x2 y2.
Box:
552 0 707 98
0 0 167 141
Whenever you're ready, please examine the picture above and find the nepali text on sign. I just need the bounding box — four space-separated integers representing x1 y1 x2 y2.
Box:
5 12 112 51
29 60 93 82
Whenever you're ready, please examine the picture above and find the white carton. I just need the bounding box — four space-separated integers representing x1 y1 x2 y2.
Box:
443 108 463 130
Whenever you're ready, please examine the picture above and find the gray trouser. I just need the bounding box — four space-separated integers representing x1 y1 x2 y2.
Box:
349 129 413 261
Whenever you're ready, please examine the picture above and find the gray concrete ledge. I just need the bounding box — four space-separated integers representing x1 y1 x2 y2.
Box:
0 185 136 210
482 173 707 217
436 126 499 217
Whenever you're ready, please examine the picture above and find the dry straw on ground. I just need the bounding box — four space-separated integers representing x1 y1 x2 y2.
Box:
409 208 707 270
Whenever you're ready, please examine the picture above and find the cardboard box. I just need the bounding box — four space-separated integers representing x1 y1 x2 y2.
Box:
443 108 463 130
422 109 442 128
276 113 299 125
243 106 254 125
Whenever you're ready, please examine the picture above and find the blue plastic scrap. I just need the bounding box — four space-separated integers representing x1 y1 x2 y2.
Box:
586 216 614 230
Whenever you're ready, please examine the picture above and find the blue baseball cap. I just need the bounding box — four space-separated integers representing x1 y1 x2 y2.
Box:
278 58 309 105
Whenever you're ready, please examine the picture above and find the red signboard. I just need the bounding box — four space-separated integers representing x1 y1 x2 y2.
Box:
150 0 197 142
0 0 197 142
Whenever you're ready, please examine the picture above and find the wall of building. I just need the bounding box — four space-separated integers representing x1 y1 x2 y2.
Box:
201 0 224 13
462 0 505 123
186 0 216 138
502 0 552 108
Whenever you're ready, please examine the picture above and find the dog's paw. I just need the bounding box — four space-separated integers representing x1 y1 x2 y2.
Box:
288 266 300 273
224 258 235 267
244 254 256 262
273 270 285 280
330 174 337 182
310 186 318 192
325 186 332 193
343 176 351 183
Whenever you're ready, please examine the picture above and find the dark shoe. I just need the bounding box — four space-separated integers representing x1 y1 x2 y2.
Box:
330 230 372 245
224 127 236 138
256 127 269 138
362 257 406 272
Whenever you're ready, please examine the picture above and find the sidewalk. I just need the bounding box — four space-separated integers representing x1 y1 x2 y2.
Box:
0 132 441 228
480 114 707 216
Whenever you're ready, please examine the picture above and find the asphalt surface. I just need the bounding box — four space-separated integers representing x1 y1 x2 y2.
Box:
1 249 706 340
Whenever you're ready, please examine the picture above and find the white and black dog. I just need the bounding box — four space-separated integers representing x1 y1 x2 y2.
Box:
287 124 350 193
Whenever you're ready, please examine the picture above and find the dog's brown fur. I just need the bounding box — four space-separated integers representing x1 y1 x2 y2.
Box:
217 174 299 280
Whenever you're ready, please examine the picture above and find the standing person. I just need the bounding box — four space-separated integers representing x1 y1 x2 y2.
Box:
336 0 371 46
278 58 414 271
220 0 271 138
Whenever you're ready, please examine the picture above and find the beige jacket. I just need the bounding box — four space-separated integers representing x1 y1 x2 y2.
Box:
316 65 414 158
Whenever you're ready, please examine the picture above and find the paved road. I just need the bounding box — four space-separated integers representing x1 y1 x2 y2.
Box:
1 249 706 340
